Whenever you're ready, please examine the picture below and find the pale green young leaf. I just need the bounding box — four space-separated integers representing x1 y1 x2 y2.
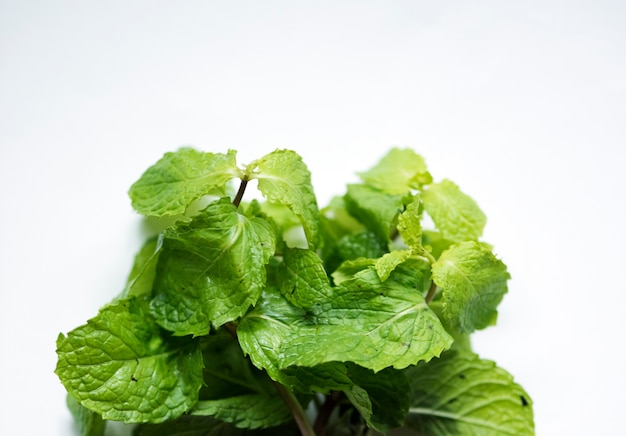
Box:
405 351 534 435
331 258 376 285
120 236 162 298
358 148 433 194
248 149 321 247
191 394 292 429
421 179 486 242
343 184 404 244
150 198 275 336
375 249 412 281
55 298 203 423
397 195 423 253
432 241 510 333
129 148 242 217
278 248 332 307
66 394 105 436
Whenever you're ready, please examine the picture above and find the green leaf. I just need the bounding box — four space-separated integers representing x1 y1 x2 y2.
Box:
135 416 299 436
191 394 292 429
358 148 433 194
129 148 242 217
55 298 203 423
421 179 486 242
422 230 455 260
66 394 105 436
432 241 510 333
374 249 412 281
248 149 321 247
121 236 162 298
405 351 534 435
150 198 275 336
336 231 386 262
200 333 270 400
344 364 410 433
344 184 404 245
397 195 423 253
239 268 452 376
278 248 332 308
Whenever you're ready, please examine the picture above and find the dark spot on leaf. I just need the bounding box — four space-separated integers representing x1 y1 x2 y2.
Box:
459 373 466 379
131 376 137 382
520 395 528 406
447 398 457 404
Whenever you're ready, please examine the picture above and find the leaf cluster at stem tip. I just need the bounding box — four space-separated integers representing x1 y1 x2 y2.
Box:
55 147 534 436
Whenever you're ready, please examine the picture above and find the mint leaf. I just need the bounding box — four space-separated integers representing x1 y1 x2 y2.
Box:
136 416 298 435
358 147 432 194
129 148 242 217
55 298 203 423
66 394 105 436
397 195 423 252
278 248 332 308
192 395 292 429
248 149 321 247
374 249 412 281
282 267 452 371
344 364 409 433
432 241 510 333
343 184 404 244
336 231 386 261
406 351 534 435
422 230 455 259
200 333 271 399
421 179 486 242
121 236 162 298
239 268 452 375
150 198 275 336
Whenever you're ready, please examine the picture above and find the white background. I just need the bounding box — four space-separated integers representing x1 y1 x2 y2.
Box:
1 1 625 434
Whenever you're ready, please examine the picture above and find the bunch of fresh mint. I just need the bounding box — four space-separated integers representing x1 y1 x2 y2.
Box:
55 148 534 435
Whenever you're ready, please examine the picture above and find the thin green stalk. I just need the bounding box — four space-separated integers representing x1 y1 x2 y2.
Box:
425 281 439 304
274 382 315 436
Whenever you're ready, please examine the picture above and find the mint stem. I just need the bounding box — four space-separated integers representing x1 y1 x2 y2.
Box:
274 382 316 436
232 177 249 207
313 391 343 435
425 281 438 304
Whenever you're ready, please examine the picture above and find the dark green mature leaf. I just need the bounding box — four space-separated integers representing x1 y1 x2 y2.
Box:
129 148 241 217
344 364 410 433
344 184 404 245
55 298 203 423
358 147 432 194
135 415 300 436
192 395 292 429
248 149 321 247
150 198 275 336
421 179 486 242
200 333 270 400
66 394 105 436
405 351 534 435
239 268 452 376
336 231 386 262
432 241 510 333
